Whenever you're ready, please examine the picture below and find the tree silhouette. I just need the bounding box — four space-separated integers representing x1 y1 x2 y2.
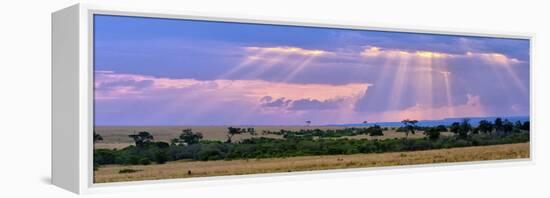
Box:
93 132 103 143
247 128 257 136
435 125 447 132
368 125 384 136
179 129 203 145
305 121 312 126
424 128 441 140
128 131 154 146
513 121 523 133
457 118 472 139
478 120 494 134
502 119 514 134
226 127 243 143
450 122 460 135
401 119 418 139
494 118 503 135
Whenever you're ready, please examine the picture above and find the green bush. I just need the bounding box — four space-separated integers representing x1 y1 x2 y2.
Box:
424 128 441 140
128 156 141 165
154 151 169 164
95 129 529 165
139 157 151 165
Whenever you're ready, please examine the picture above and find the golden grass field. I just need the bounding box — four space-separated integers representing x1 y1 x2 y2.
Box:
94 126 453 149
94 142 529 183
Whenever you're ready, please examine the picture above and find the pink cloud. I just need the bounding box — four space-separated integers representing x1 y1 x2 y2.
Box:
366 93 486 122
95 71 369 109
98 72 369 101
94 71 373 125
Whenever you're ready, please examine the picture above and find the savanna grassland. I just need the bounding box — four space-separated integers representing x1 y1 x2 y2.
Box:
94 125 449 149
94 142 529 183
93 118 530 183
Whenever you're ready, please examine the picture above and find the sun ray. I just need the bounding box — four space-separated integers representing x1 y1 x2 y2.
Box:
218 50 270 79
387 54 411 113
502 63 528 95
281 55 317 83
242 52 290 79
441 70 455 117
185 48 298 123
414 54 434 118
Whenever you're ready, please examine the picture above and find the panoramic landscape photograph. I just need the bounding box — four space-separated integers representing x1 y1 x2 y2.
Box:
92 15 530 183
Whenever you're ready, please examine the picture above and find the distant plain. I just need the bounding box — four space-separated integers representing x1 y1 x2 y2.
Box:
94 125 454 149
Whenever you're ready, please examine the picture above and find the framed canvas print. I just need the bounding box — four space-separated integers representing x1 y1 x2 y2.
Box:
52 4 533 194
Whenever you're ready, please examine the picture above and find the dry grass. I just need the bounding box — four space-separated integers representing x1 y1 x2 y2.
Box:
94 143 135 150
94 142 529 183
94 126 451 149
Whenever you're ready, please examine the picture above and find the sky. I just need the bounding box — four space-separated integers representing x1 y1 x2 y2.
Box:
93 15 530 126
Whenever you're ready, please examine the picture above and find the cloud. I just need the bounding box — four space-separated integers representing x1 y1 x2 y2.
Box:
259 97 348 111
289 98 346 110
228 44 525 88
95 38 529 125
96 71 369 101
457 37 529 61
465 51 521 65
261 97 292 108
97 79 154 90
94 71 370 125
353 44 528 119
361 46 452 59
94 15 529 125
360 45 521 66
364 93 486 122
94 71 202 100
244 46 332 56
334 31 529 62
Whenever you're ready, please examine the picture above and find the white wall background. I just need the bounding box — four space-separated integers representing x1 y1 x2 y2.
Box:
0 0 548 197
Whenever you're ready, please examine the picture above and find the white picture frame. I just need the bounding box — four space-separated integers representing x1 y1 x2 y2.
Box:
52 3 535 194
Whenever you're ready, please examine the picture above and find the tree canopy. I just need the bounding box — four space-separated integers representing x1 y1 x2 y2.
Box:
128 131 154 146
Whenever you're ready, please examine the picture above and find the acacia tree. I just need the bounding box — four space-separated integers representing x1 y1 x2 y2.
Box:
478 120 494 134
226 127 243 143
128 131 154 146
502 119 514 134
179 129 203 145
494 118 504 135
247 128 257 136
457 118 472 139
92 132 104 174
225 127 257 142
93 132 103 143
450 122 460 135
401 119 418 139
368 125 384 137
513 121 524 133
